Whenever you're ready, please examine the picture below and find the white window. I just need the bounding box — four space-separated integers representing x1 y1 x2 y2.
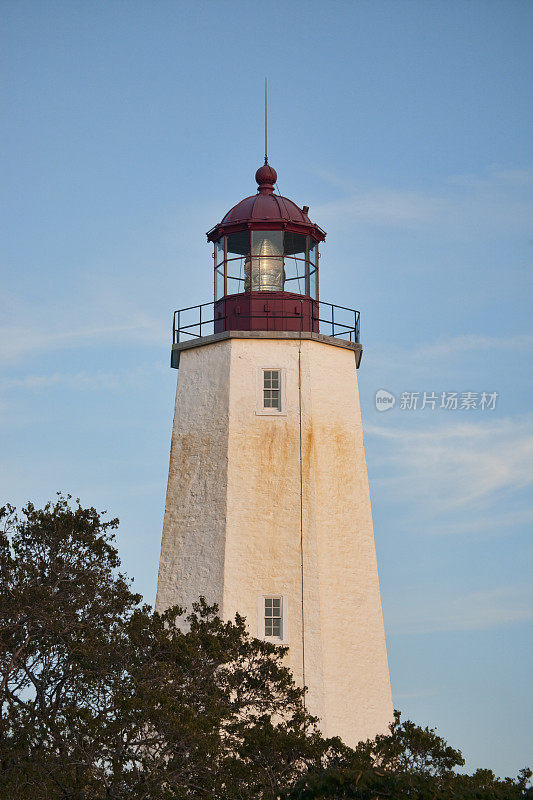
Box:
258 595 288 642
264 596 283 638
256 368 285 415
263 369 281 410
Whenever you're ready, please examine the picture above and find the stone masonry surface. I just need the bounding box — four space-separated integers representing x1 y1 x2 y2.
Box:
156 337 392 747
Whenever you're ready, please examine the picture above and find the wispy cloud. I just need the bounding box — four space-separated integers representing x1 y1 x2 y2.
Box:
313 165 533 232
364 333 533 379
447 167 533 189
367 416 533 517
387 584 533 634
0 317 167 363
415 334 533 360
0 275 173 364
436 507 533 537
315 188 441 226
3 364 167 393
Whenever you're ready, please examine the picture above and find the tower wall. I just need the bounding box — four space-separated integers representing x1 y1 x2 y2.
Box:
156 340 231 614
156 336 392 747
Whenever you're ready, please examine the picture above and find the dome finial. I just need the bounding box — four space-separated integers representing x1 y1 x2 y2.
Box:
255 161 277 194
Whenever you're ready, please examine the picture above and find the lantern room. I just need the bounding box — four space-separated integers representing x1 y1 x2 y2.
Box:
207 161 326 333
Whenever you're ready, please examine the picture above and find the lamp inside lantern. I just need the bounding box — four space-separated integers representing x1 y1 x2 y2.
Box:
245 231 284 291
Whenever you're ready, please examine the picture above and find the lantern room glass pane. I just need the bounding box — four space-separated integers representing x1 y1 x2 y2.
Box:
248 231 283 291
284 259 306 293
309 241 318 299
226 275 244 295
309 268 318 300
309 240 318 267
251 230 283 257
215 238 225 267
284 232 306 257
226 232 249 294
227 231 250 257
284 232 307 294
215 268 224 300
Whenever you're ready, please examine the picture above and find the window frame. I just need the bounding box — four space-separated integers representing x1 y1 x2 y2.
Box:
258 594 288 643
256 367 286 416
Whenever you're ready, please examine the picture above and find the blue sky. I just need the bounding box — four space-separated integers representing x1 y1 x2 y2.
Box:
2 0 532 779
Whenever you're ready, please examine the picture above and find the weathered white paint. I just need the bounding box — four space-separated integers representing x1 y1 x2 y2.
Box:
156 336 393 747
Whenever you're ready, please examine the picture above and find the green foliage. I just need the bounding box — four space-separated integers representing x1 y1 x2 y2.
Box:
0 497 530 799
285 711 533 798
0 497 141 798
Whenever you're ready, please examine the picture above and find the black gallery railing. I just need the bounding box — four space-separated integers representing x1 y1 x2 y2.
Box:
172 299 360 345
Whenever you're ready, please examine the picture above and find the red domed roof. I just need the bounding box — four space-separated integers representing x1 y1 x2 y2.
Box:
220 192 312 226
207 161 326 243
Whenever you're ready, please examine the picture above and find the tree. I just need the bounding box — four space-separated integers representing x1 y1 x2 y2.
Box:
0 497 141 798
284 711 533 799
1 497 531 799
0 497 327 799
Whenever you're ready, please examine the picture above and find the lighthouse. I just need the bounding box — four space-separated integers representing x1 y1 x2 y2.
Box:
156 160 393 747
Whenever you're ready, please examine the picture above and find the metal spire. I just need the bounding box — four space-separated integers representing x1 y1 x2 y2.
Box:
264 77 268 165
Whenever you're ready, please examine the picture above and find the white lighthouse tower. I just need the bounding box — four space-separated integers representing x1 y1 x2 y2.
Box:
156 160 393 747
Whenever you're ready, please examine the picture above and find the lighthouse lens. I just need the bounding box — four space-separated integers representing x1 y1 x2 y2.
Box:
248 231 283 291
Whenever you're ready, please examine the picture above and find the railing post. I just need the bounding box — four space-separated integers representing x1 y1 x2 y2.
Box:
331 304 335 337
199 304 202 338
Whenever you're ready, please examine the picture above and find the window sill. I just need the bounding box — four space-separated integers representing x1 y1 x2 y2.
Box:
264 636 290 646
